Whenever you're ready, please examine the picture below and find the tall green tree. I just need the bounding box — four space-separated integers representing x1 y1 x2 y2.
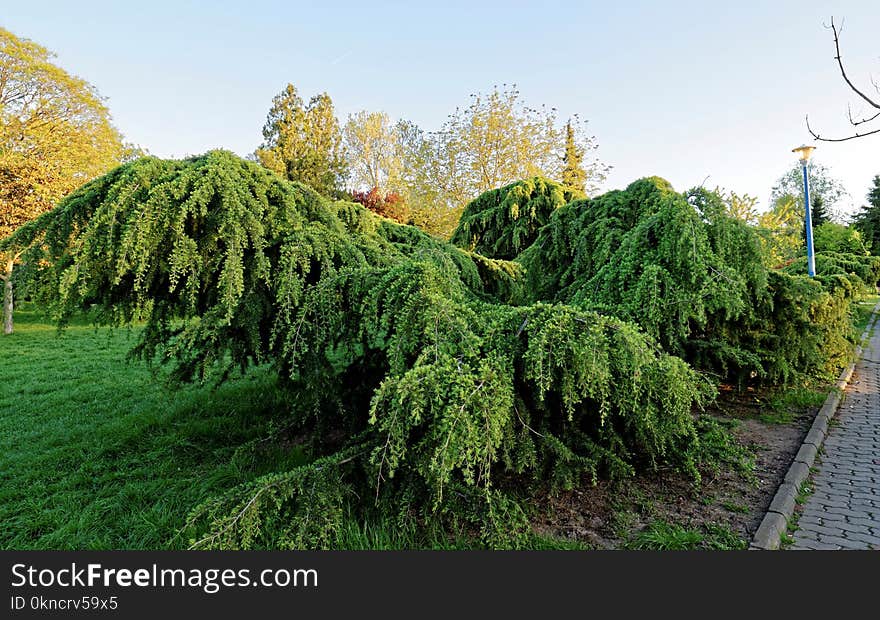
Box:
255 84 346 197
810 195 831 227
870 174 880 209
561 119 586 193
852 175 880 255
0 27 125 334
770 161 848 224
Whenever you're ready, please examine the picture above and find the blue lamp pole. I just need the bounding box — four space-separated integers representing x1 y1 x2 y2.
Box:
792 144 816 277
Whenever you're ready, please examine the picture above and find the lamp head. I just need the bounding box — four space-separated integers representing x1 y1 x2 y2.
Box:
792 144 816 162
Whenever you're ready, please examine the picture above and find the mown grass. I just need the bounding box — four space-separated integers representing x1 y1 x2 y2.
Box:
330 511 591 550
758 386 828 425
1 305 587 551
853 293 879 336
626 520 746 551
0 305 305 550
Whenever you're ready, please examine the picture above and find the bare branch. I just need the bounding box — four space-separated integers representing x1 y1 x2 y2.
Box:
853 111 880 127
846 102 880 127
807 114 880 142
806 17 880 142
830 16 880 110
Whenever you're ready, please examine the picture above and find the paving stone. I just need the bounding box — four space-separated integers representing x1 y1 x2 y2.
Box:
793 529 819 542
851 492 880 503
812 488 853 500
815 498 851 509
835 521 873 536
811 512 847 524
798 522 844 537
797 541 842 550
789 307 880 551
845 502 879 515
816 534 857 548
843 532 880 547
845 516 880 529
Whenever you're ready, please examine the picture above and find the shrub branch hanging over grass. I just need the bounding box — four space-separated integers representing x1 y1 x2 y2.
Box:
4 151 713 549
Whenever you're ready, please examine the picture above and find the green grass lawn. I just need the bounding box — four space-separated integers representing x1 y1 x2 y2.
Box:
0 305 303 550
0 306 594 551
8 294 874 551
853 293 880 338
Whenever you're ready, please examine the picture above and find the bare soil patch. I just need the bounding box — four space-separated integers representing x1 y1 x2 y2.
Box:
532 386 820 549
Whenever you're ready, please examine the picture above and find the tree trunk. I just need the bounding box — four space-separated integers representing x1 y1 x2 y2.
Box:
3 258 13 335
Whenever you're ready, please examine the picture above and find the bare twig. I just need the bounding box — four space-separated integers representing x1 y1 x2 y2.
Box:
807 16 880 142
846 104 880 127
807 114 880 142
829 17 880 110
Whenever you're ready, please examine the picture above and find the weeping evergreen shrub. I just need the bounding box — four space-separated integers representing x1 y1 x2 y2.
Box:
783 251 880 292
9 151 870 548
450 177 580 261
503 178 865 385
514 179 772 381
5 151 712 549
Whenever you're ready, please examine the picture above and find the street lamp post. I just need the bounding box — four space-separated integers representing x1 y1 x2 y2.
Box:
792 144 816 277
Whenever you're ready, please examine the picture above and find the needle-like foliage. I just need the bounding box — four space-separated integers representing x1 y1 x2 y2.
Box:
6 151 713 549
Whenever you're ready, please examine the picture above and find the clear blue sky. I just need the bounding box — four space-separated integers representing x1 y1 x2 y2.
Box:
3 0 879 215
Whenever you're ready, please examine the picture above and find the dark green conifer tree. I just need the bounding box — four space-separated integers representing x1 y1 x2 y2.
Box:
853 175 880 255
809 194 830 227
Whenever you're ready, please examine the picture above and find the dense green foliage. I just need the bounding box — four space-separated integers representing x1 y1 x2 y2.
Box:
813 222 868 256
255 84 346 197
6 151 715 549
7 149 875 549
853 175 880 255
450 177 579 260
515 181 769 381
478 179 875 386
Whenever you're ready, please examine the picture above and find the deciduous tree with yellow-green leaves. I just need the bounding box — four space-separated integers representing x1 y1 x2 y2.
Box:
398 86 609 238
0 27 126 334
343 110 401 194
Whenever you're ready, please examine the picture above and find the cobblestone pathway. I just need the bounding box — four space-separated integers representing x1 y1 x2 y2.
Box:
790 319 880 550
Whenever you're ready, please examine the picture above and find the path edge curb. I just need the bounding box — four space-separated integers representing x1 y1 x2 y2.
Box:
749 298 880 551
